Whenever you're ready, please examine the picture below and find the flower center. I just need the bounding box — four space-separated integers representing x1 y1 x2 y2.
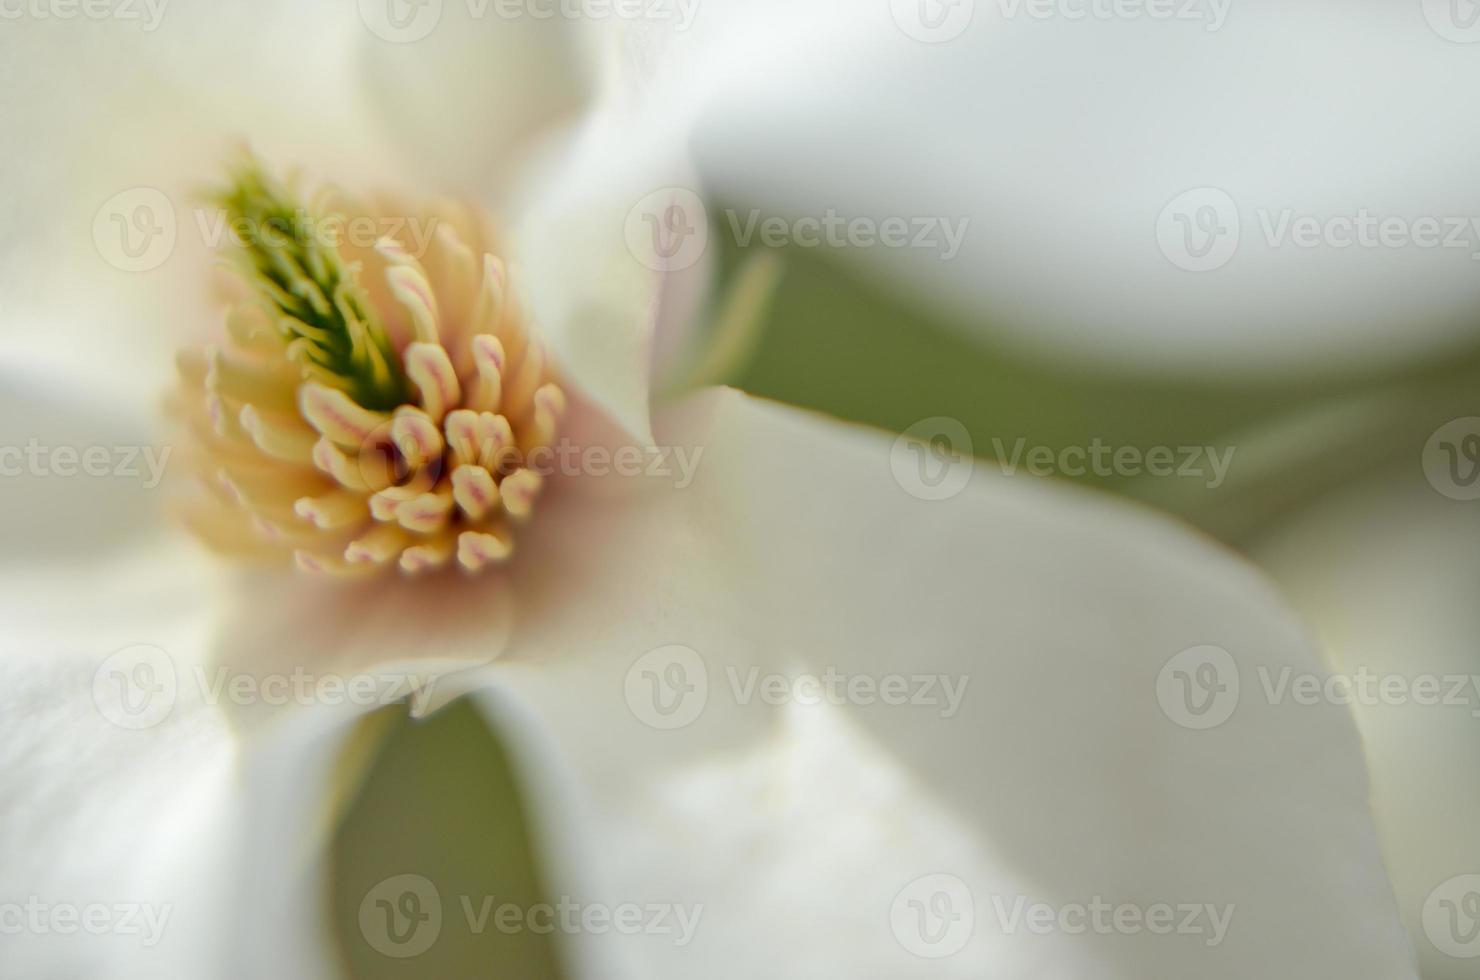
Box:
176 156 565 576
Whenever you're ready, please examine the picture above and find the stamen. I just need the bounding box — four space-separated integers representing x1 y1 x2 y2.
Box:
450 465 500 522
499 469 542 521
239 405 318 464
404 342 462 422
176 156 567 576
457 529 512 572
300 383 391 449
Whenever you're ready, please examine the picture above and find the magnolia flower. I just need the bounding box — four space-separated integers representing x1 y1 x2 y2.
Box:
1252 409 1480 980
1 4 1418 980
694 0 1480 381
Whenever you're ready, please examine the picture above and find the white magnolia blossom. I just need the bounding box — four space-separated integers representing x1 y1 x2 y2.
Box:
691 0 1480 380
1255 446 1480 980
0 4 1419 979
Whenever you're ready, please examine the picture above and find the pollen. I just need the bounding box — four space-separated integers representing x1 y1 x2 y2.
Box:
174 158 564 576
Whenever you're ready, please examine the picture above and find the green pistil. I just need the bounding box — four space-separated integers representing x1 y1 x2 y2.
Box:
215 156 410 411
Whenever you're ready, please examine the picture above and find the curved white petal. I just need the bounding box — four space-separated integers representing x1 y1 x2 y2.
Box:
0 544 391 980
0 369 231 975
0 371 467 980
1254 453 1480 980
0 4 403 405
639 0 1480 378
509 117 713 445
0 540 232 978
468 389 1415 979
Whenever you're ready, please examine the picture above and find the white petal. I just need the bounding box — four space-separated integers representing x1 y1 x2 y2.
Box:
469 389 1414 979
659 1 1480 378
1254 451 1480 979
0 527 233 977
510 117 713 444
0 372 342 979
355 4 595 192
0 5 402 404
